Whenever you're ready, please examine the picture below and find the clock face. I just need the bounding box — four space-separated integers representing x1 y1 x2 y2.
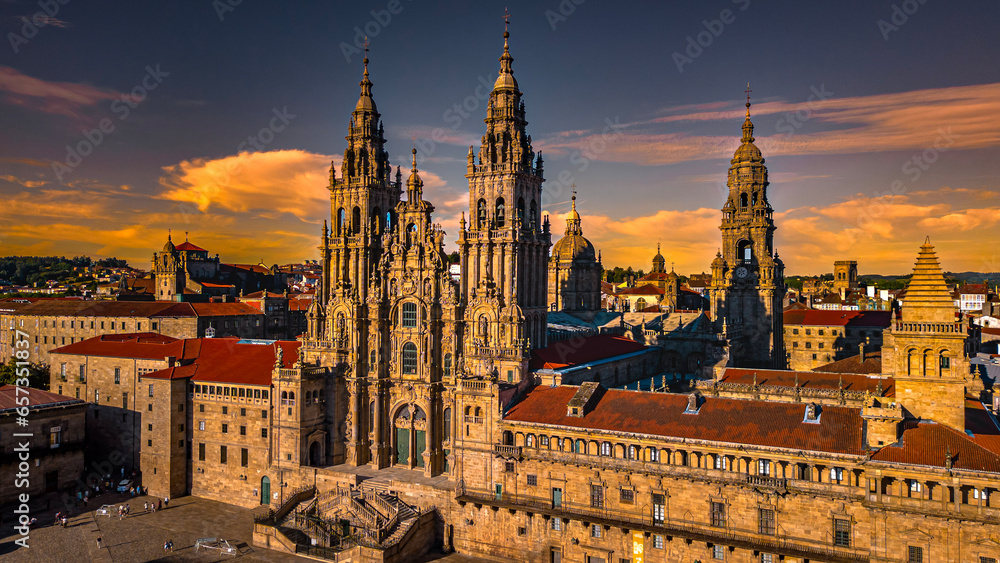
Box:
735 266 749 279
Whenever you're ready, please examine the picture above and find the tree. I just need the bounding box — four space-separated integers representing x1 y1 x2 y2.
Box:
0 358 51 391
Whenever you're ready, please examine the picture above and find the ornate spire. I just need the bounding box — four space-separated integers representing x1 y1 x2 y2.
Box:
742 82 754 143
565 189 582 235
356 37 375 112
899 237 957 324
406 147 423 198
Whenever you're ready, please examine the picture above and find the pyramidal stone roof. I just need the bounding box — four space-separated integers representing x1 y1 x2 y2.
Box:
901 237 957 324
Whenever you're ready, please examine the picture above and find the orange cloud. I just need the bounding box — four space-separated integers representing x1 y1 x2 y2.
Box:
540 82 1000 166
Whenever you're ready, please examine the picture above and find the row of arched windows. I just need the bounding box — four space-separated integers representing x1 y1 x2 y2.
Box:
475 196 538 230
334 206 395 236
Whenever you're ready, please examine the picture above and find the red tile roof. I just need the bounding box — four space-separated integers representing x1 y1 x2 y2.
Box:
719 368 892 396
505 385 864 455
0 385 85 412
242 291 285 299
199 282 234 289
190 302 263 316
50 332 188 360
783 309 892 328
812 351 882 374
871 418 1000 473
530 335 648 370
49 333 299 386
174 241 207 252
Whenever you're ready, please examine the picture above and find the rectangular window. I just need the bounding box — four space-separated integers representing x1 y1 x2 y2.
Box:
552 488 562 508
200 404 205 413
834 519 850 547
941 356 950 369
527 474 537 486
551 517 561 531
715 455 727 470
653 535 663 549
49 429 61 448
980 557 997 563
241 447 248 467
261 428 268 438
198 420 205 431
591 524 601 538
758 508 775 535
198 442 205 461
220 445 228 464
402 302 417 327
830 467 844 483
222 423 228 434
620 489 635 504
590 484 604 509
222 406 228 414
114 367 121 384
148 384 153 397
240 407 246 416
652 493 665 525
240 426 246 436
262 409 268 418
908 546 923 563
711 502 726 527
761 555 774 563
713 545 725 559
758 460 770 476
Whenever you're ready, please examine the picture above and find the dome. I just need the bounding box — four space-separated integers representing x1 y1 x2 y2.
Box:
162 235 175 253
732 139 762 164
552 234 596 262
494 72 518 92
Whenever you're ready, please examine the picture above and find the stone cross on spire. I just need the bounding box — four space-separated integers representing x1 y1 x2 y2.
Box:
745 82 752 117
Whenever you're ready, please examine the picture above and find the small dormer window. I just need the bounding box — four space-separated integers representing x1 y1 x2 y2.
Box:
804 403 821 423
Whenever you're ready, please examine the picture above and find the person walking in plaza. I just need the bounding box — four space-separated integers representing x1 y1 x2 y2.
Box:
144 501 148 513
157 499 162 511
164 496 169 508
96 536 102 549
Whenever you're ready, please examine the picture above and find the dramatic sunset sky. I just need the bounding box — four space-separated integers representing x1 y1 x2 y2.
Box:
1 1 998 275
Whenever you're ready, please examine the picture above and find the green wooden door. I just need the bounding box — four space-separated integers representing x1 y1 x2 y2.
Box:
396 428 409 465
444 449 450 473
415 430 426 468
261 476 270 505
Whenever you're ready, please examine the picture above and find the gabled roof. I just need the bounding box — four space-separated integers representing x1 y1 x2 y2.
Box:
0 385 85 412
783 309 892 328
50 332 188 360
530 334 648 371
505 385 864 455
813 350 882 374
174 241 207 252
190 302 262 316
871 416 1000 473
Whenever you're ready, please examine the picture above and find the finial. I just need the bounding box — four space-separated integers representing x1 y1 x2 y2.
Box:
745 82 752 118
363 36 370 70
167 229 171 241
503 7 510 35
411 147 418 171
571 189 577 211
185 231 188 242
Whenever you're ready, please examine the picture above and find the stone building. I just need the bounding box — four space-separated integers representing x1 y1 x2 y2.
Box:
45 21 1000 563
0 385 86 505
708 94 786 368
238 290 309 340
0 300 264 365
833 260 859 294
548 193 602 316
783 309 891 371
148 234 287 302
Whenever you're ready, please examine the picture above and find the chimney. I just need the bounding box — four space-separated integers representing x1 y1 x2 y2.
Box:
165 356 176 367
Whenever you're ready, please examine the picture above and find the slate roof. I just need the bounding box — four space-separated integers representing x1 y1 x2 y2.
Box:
530 335 648 371
504 385 865 455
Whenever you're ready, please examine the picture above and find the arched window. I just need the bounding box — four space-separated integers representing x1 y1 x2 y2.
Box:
530 200 537 227
495 197 506 227
740 192 748 208
737 240 752 263
369 350 376 372
402 343 418 374
386 210 393 230
648 447 660 462
752 192 758 206
443 408 452 441
635 298 647 311
352 207 361 234
516 197 525 224
526 434 535 447
337 208 346 235
601 442 611 457
574 439 585 454
402 302 417 328
503 430 514 446
281 391 288 405
628 445 638 460
288 392 295 405
443 353 453 377
477 198 487 229
372 206 381 234
369 402 374 431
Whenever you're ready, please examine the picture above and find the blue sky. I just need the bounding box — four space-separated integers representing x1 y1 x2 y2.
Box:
1 0 998 275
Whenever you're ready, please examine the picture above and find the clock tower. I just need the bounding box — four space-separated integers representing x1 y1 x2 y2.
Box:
709 89 785 368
